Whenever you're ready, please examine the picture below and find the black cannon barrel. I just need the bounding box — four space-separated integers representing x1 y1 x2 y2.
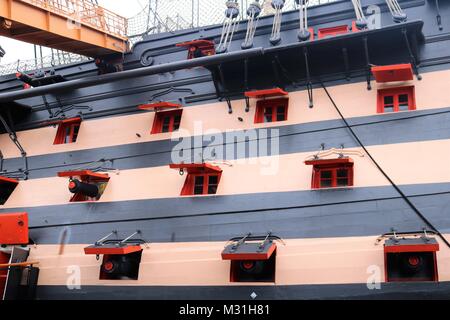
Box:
0 48 265 104
69 179 99 198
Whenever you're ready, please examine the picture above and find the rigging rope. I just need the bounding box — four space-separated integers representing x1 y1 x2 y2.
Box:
242 1 262 49
0 114 28 180
217 1 241 53
351 0 367 30
296 0 310 41
270 0 285 45
321 82 450 249
385 0 407 23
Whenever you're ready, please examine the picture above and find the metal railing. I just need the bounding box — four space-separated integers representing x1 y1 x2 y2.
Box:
0 0 340 75
20 0 128 38
0 53 91 76
128 0 340 43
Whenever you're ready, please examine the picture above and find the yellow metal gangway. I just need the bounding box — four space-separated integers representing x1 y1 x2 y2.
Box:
0 0 129 57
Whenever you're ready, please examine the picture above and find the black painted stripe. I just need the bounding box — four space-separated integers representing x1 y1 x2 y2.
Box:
2 182 450 244
35 282 450 300
2 0 448 129
4 107 450 180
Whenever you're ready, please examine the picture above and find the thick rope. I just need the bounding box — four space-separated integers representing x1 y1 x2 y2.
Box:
270 0 285 45
321 82 450 249
242 1 262 49
385 0 407 23
296 0 310 41
217 1 240 53
351 0 367 29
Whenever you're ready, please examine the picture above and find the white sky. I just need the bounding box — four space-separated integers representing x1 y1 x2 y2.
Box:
0 0 147 64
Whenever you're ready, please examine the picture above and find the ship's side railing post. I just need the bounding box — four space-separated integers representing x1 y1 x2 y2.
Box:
402 28 421 80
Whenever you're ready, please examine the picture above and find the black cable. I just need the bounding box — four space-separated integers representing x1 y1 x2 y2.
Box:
321 82 450 248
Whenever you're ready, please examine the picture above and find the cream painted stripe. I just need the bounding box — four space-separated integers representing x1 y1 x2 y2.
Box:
2 139 450 209
1 69 450 159
28 234 450 286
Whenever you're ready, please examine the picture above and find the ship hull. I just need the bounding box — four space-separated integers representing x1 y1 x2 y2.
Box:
1 0 450 301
